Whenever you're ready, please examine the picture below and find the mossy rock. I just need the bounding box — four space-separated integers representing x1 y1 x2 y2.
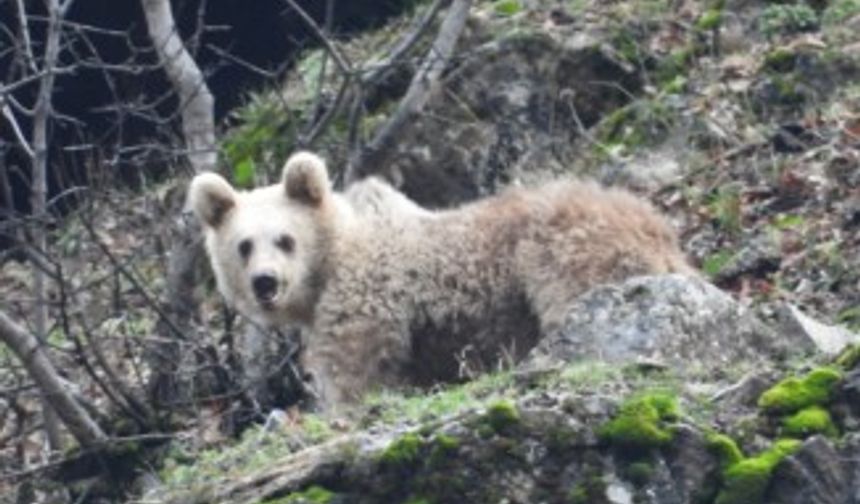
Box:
599 392 680 451
707 433 744 468
477 401 521 436
781 405 838 438
758 367 842 414
714 440 800 504
379 433 424 468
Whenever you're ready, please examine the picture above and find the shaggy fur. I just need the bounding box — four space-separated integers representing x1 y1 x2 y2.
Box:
189 152 694 408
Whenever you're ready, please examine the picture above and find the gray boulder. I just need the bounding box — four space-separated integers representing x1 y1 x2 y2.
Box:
524 275 814 371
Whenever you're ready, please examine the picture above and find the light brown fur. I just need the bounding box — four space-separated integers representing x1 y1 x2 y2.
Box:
189 152 694 408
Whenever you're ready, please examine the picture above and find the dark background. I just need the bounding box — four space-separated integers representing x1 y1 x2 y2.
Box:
0 0 414 220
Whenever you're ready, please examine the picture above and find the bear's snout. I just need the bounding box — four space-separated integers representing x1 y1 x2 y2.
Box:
252 273 279 303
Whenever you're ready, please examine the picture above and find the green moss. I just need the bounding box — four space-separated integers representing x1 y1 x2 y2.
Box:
428 434 459 467
758 367 842 414
714 440 800 504
482 401 521 435
782 405 838 438
696 9 723 30
707 433 744 468
655 47 694 90
568 471 607 504
764 48 798 73
624 461 655 486
263 485 335 504
837 307 860 333
568 485 589 504
836 343 860 369
494 0 522 16
599 392 679 451
380 433 423 467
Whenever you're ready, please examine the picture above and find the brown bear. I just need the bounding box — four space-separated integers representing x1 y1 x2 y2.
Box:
188 152 693 408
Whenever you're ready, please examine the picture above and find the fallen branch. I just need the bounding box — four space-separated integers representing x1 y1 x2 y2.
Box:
0 309 108 449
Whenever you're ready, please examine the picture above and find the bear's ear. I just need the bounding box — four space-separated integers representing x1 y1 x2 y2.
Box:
282 151 330 207
188 173 237 228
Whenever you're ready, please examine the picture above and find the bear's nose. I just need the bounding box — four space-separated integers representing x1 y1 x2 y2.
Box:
252 274 278 301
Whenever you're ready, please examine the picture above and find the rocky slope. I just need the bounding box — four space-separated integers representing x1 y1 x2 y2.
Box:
4 0 860 502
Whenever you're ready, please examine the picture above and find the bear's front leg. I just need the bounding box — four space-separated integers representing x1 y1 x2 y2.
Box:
302 316 410 411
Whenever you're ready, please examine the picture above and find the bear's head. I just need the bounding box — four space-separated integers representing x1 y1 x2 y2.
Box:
188 152 333 327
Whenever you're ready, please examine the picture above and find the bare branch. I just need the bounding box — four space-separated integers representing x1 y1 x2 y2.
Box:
282 0 352 75
347 0 472 181
0 310 108 449
360 0 450 84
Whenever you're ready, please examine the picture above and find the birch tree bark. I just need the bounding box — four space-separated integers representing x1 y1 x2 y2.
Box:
141 0 216 173
140 0 217 406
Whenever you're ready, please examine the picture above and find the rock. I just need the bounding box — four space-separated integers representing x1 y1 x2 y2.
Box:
773 303 860 355
712 233 782 285
523 275 796 371
379 30 642 208
766 436 849 504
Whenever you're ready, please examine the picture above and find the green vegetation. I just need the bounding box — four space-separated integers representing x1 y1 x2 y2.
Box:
222 92 296 188
713 439 801 504
759 4 819 37
706 433 744 467
763 48 798 73
837 307 860 333
263 485 335 504
623 461 655 486
696 8 724 30
596 99 674 157
494 0 523 16
707 186 743 235
781 405 838 438
363 370 515 426
428 434 460 465
599 392 679 451
757 366 842 414
702 250 736 279
482 401 521 434
568 466 607 504
379 433 423 467
822 0 860 25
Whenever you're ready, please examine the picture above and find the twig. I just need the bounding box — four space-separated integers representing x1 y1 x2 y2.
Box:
282 0 352 76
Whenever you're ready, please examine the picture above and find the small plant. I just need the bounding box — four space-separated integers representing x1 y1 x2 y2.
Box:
702 250 736 279
494 0 522 16
822 0 860 25
696 8 723 30
707 186 743 235
379 433 423 467
759 4 819 37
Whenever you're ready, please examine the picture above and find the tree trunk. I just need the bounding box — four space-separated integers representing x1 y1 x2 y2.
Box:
141 0 216 173
140 0 217 406
31 0 64 453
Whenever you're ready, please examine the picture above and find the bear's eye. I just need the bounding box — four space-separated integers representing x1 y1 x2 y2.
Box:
276 234 294 253
238 239 253 260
